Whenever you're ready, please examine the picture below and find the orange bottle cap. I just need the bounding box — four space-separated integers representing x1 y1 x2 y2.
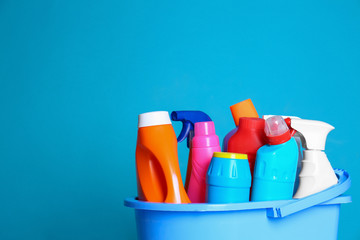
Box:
230 99 259 126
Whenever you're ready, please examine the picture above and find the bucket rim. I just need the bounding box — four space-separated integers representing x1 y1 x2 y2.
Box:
124 195 351 212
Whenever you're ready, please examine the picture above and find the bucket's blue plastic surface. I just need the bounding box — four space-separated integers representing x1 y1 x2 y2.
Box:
124 169 351 240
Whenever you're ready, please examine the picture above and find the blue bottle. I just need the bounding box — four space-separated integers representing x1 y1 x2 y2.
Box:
206 152 251 203
251 116 298 201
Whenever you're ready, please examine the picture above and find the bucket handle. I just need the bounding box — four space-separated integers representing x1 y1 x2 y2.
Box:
267 169 351 218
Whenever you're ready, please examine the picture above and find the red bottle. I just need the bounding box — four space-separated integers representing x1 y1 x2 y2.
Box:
227 117 267 176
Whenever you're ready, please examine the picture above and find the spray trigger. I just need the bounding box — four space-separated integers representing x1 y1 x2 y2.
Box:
170 111 212 148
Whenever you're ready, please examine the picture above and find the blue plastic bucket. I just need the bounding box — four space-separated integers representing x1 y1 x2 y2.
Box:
124 169 351 240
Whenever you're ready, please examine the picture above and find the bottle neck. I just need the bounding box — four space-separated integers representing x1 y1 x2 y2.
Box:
267 131 291 145
237 118 265 132
192 135 220 148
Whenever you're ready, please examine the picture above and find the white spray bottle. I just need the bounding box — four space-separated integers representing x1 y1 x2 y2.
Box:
290 119 338 198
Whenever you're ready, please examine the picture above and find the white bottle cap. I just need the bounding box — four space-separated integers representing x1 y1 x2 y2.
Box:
264 116 289 137
138 111 172 128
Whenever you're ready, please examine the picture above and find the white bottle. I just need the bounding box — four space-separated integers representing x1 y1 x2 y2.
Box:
290 119 338 198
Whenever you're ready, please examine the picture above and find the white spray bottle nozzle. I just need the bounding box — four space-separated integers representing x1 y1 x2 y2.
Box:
290 119 334 151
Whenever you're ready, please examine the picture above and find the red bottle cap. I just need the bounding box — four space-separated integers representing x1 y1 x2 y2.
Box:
266 131 291 145
238 117 265 130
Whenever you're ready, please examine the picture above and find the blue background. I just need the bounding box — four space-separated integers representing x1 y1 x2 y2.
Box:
0 0 359 239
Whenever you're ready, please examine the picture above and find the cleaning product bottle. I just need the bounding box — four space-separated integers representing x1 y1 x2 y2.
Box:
263 115 303 194
206 152 251 203
290 119 338 198
170 111 212 191
186 121 221 203
136 111 190 203
222 99 259 151
227 117 267 178
251 116 298 201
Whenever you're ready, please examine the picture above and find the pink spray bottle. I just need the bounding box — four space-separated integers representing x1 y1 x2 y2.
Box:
171 111 221 203
188 121 221 203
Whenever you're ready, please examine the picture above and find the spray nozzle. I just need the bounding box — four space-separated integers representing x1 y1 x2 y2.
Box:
170 111 212 148
289 119 334 150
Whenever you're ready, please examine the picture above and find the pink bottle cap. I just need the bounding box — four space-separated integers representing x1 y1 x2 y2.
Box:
193 121 219 148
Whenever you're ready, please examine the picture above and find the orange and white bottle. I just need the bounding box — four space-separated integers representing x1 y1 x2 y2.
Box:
136 111 190 203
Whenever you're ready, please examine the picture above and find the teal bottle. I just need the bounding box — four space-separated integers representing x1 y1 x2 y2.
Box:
206 152 251 203
251 116 298 201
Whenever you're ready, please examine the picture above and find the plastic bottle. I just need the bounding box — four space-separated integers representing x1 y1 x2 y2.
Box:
187 121 221 203
206 152 251 203
263 115 303 194
222 99 259 151
251 116 298 201
170 111 212 192
290 119 338 198
136 111 190 203
227 117 267 177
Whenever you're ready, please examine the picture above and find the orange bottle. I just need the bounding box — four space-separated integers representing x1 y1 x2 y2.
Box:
136 111 190 203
